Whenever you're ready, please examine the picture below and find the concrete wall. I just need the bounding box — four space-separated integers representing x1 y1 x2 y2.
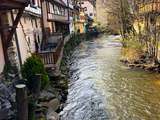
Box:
0 35 5 73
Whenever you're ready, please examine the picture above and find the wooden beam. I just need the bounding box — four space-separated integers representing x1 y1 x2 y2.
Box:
7 8 25 48
0 7 25 63
0 0 29 10
0 12 10 63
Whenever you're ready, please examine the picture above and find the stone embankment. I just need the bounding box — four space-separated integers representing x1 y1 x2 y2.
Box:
120 56 160 73
36 34 88 120
0 33 98 120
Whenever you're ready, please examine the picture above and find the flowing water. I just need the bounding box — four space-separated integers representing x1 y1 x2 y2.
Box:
60 35 160 120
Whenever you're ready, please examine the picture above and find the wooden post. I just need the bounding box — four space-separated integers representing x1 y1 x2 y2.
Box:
7 8 25 48
16 84 28 120
28 74 41 120
32 74 41 98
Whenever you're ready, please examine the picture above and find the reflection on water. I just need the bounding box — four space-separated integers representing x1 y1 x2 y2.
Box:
60 35 160 120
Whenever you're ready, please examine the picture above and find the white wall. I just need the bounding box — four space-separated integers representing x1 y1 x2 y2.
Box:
0 35 5 73
25 0 41 15
81 1 95 19
69 18 74 33
16 16 42 63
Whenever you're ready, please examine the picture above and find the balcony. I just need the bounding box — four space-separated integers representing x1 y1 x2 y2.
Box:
0 0 29 10
48 13 68 22
39 33 64 71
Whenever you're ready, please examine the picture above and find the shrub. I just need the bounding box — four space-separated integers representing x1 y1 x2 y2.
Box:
21 54 49 91
41 73 49 90
121 36 145 62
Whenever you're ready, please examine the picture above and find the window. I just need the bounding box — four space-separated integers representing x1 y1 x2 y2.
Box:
46 2 50 13
84 7 87 11
62 8 65 16
35 19 38 28
69 10 73 17
24 17 26 24
37 0 41 8
90 13 93 16
54 5 59 15
30 0 36 6
58 7 62 15
49 3 54 14
31 18 33 27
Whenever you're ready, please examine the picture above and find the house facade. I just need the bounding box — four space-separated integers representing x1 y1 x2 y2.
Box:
67 0 75 33
81 0 96 20
16 0 42 64
73 1 87 33
0 0 94 74
0 0 29 73
0 0 42 73
42 0 69 37
0 0 72 74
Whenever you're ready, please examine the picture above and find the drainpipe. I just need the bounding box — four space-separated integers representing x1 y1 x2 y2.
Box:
67 0 70 21
67 0 70 34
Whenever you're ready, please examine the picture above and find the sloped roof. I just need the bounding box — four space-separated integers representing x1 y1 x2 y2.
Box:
48 0 67 7
0 0 29 10
81 0 96 6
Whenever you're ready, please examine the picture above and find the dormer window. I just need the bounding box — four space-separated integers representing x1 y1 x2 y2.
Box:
81 2 84 4
30 0 36 7
37 0 41 8
84 7 87 11
90 13 93 16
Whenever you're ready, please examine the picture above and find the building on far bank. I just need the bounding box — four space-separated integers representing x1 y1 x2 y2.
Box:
81 0 96 20
73 0 96 33
74 8 86 33
0 0 94 75
68 0 75 33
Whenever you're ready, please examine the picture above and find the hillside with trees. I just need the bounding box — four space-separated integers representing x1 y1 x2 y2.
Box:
102 0 160 71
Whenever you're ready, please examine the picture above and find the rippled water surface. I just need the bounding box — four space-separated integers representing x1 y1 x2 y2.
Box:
60 35 160 120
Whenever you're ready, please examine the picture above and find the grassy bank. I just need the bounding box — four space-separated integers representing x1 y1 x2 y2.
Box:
120 37 160 72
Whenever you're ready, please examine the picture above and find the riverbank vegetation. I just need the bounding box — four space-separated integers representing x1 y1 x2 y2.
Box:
61 33 96 76
105 0 160 72
19 33 97 120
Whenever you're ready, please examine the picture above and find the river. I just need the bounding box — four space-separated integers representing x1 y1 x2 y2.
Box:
60 35 160 120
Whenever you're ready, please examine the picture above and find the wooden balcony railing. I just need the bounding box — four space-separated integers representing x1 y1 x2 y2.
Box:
38 51 55 68
48 13 68 22
39 34 64 68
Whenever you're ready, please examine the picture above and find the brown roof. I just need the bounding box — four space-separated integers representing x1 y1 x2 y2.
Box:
48 0 67 7
0 0 29 10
